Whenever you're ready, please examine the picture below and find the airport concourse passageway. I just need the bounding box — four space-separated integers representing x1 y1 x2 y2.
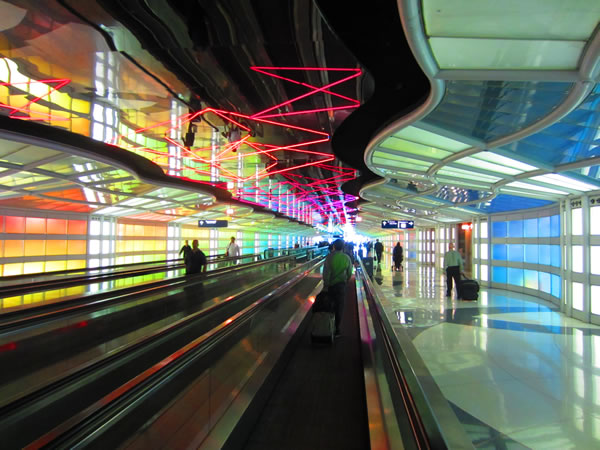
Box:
373 260 600 449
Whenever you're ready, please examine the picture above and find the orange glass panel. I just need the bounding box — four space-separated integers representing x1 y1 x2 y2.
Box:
67 240 86 255
4 240 24 257
125 224 135 236
46 240 67 255
117 223 125 236
23 262 45 274
67 219 87 235
45 260 66 272
5 216 25 233
3 263 23 276
0 240 3 257
24 240 46 256
25 217 46 234
134 225 144 236
47 218 67 234
0 215 4 232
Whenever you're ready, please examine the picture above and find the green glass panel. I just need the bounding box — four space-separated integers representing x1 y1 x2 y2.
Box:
379 138 452 159
393 126 470 151
430 37 585 70
373 160 429 172
438 168 500 182
423 0 600 40
373 150 436 165
373 155 431 167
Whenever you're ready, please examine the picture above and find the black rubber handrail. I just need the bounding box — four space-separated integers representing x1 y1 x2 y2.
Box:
0 255 294 334
25 257 324 449
0 253 261 298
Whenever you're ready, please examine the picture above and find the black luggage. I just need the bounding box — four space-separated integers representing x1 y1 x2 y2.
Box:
311 291 335 344
459 276 479 301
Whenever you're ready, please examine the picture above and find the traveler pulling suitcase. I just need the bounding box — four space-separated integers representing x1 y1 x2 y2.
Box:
459 275 479 301
311 291 335 344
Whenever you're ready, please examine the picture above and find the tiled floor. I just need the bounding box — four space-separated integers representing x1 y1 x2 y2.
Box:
372 262 600 449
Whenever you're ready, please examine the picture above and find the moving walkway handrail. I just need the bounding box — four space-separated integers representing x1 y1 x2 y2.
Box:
0 253 263 298
17 257 325 449
0 255 294 333
355 258 473 449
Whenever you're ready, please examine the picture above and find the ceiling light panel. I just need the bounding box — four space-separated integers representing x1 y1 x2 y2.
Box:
452 156 524 175
379 138 452 159
530 174 599 191
506 181 569 195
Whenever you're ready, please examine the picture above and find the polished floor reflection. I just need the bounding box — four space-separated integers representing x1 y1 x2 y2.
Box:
372 262 600 449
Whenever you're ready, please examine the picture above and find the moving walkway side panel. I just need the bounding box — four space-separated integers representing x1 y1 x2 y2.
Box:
24 259 325 449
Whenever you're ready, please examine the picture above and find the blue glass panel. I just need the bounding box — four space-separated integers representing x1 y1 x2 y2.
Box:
472 195 554 214
539 244 550 263
524 218 538 238
508 220 523 238
539 271 551 294
508 244 523 262
422 81 572 143
539 216 551 238
492 244 507 260
524 269 538 289
550 245 561 268
508 267 524 287
492 221 507 238
524 244 538 264
550 214 560 237
493 266 507 283
551 274 562 298
500 85 600 167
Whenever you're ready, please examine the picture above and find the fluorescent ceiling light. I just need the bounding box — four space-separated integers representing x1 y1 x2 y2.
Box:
506 181 568 195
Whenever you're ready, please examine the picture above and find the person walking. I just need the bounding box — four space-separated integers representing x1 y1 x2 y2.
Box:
393 242 403 272
226 236 240 264
444 243 464 297
185 239 207 275
374 239 384 265
179 240 191 259
322 239 353 338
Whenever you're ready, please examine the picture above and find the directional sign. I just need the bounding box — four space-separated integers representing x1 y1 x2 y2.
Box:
198 219 228 228
381 220 414 229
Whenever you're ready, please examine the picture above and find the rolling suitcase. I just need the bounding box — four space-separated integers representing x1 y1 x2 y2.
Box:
311 291 335 344
459 276 479 301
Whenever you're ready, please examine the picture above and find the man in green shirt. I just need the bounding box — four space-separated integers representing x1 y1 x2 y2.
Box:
323 239 353 337
444 243 464 298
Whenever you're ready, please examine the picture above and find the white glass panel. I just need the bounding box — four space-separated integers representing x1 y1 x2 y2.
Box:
572 208 583 236
90 220 101 236
572 282 584 311
592 207 600 235
422 0 600 40
102 221 111 236
592 247 600 275
429 37 585 70
592 285 600 316
90 239 100 255
474 223 478 239
481 244 488 260
440 229 445 239
531 174 597 192
480 222 488 239
102 240 110 254
572 246 583 273
474 245 478 259
574 328 584 356
452 228 456 239
481 264 488 281
594 335 600 368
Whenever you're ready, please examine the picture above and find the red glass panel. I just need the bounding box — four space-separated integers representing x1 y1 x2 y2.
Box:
5 216 25 233
67 220 87 235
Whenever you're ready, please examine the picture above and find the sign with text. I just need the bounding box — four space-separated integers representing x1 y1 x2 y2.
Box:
198 219 228 228
381 220 414 229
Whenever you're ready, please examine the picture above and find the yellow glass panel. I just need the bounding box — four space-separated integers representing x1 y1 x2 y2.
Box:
134 225 144 236
134 240 144 252
25 240 45 256
46 240 67 255
3 263 23 276
25 217 46 234
2 295 23 308
67 240 86 255
5 240 24 257
155 241 166 251
23 261 45 274
126 240 134 252
71 98 90 114
143 241 154 251
71 118 90 136
117 223 126 236
66 260 86 270
45 260 67 272
5 216 25 233
116 240 126 252
47 218 67 234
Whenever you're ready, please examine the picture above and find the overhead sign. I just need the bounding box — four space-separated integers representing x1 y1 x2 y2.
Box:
381 220 415 229
198 219 228 228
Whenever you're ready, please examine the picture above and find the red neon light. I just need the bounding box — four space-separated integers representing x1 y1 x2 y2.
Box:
257 104 359 119
0 78 71 121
